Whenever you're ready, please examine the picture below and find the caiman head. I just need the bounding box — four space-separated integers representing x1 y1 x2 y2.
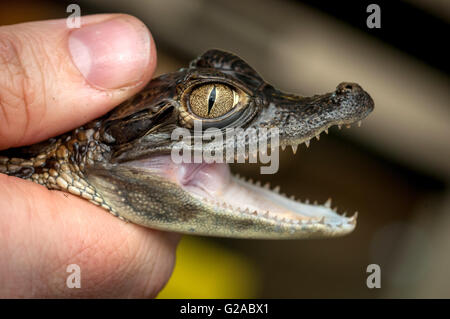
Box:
87 49 374 239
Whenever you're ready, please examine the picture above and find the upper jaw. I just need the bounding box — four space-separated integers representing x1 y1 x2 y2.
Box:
109 82 374 164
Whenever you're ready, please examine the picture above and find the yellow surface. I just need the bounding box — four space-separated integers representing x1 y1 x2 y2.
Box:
158 236 260 298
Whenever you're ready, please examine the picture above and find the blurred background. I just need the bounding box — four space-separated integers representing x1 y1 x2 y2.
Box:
1 0 448 298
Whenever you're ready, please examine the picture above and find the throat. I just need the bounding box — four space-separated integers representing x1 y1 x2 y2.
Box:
124 156 231 197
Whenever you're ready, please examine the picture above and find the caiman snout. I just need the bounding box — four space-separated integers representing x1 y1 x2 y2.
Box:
335 82 374 116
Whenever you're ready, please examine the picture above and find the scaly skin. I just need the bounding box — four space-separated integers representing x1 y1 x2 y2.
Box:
0 50 374 239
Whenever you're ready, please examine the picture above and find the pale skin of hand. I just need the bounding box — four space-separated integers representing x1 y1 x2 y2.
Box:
0 14 179 298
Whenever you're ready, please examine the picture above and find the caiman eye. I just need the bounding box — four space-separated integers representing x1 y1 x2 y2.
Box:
189 84 239 118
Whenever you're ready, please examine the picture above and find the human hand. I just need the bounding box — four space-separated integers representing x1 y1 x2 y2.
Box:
0 14 178 298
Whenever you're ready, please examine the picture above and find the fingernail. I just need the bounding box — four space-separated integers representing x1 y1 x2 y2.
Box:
69 17 150 89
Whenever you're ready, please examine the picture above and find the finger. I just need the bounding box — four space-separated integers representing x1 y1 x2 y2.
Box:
0 174 179 298
0 14 156 150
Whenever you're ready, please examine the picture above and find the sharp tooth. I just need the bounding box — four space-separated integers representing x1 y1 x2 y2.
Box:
252 210 258 216
318 216 325 224
281 145 286 151
333 206 338 212
264 211 270 217
315 135 320 141
289 195 296 200
342 212 347 217
324 128 329 134
273 185 280 193
358 121 362 127
338 125 342 130
305 140 310 148
291 144 298 154
324 198 332 208
248 178 253 184
349 212 358 224
255 180 261 187
264 182 271 189
313 200 318 205
305 199 310 204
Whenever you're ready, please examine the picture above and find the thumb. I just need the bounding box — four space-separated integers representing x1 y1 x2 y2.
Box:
0 14 156 149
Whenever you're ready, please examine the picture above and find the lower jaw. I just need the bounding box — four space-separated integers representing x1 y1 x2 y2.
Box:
126 155 355 227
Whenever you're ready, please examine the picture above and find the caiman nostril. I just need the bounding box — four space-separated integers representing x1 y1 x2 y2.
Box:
337 82 362 94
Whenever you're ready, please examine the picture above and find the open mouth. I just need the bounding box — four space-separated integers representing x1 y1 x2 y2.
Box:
126 123 359 238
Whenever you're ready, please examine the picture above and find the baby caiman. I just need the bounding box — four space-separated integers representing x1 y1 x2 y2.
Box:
0 50 374 239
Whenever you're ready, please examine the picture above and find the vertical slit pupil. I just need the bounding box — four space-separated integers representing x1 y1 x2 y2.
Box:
208 86 216 115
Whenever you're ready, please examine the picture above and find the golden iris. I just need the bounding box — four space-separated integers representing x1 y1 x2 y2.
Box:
190 84 239 118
